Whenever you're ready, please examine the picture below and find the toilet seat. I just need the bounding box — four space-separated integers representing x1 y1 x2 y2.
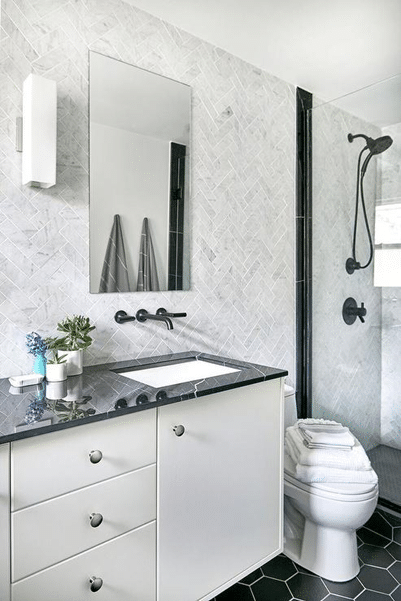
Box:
284 452 378 501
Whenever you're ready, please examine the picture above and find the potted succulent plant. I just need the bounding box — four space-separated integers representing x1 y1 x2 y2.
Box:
47 315 95 376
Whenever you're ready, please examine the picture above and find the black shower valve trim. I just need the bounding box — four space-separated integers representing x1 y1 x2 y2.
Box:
342 297 367 325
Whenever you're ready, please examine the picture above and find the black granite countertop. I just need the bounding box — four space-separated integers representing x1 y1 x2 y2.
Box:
0 351 288 444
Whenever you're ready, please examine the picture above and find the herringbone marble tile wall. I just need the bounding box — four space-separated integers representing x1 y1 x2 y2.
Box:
311 99 382 450
0 0 296 380
380 121 401 450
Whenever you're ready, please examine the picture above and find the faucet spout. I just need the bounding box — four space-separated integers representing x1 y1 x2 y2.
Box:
136 309 173 330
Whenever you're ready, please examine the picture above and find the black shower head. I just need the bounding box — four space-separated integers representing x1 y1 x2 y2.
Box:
368 135 393 155
348 132 393 155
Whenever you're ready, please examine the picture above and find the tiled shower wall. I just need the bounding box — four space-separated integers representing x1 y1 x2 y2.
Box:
0 0 295 380
380 121 401 450
311 100 382 450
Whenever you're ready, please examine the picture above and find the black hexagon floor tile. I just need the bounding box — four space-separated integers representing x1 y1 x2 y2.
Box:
322 574 364 598
359 543 397 568
251 576 292 601
394 530 401 545
389 562 401 583
261 554 297 580
365 513 394 540
358 564 398 594
358 527 392 547
388 543 401 562
287 572 329 601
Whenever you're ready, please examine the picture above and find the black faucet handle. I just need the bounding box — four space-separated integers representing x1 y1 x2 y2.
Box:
115 311 136 324
156 308 187 318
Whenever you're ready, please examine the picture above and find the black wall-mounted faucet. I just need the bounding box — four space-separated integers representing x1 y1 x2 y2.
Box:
115 308 187 330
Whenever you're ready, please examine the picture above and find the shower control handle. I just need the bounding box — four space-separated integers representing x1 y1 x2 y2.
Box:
358 303 366 323
342 298 367 325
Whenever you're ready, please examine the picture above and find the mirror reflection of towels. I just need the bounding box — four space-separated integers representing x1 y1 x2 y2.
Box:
99 214 130 293
137 217 160 292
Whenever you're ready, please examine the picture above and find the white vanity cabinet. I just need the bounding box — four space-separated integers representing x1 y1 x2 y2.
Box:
2 375 284 601
157 379 283 601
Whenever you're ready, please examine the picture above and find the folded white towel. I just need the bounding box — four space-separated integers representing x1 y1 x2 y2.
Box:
286 426 372 471
297 419 355 449
298 418 344 427
295 464 378 484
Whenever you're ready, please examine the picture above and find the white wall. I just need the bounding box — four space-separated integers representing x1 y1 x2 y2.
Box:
90 124 169 291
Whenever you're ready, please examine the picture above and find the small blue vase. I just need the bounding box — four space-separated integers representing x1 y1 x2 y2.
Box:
33 353 47 377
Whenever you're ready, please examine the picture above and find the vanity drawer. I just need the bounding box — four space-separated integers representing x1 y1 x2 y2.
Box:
11 408 156 510
12 464 156 581
12 520 156 601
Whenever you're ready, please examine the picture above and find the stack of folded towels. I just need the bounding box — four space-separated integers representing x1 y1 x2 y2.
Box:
285 418 378 484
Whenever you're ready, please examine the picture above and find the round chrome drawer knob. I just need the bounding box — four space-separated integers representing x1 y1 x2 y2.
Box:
173 424 185 437
89 450 103 464
89 576 103 592
89 513 103 528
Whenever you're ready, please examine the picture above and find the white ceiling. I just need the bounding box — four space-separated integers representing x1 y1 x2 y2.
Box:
123 0 401 125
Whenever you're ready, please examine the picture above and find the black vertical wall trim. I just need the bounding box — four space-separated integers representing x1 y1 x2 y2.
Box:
296 88 313 419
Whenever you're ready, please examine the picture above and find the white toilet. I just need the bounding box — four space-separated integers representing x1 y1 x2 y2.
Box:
283 386 378 582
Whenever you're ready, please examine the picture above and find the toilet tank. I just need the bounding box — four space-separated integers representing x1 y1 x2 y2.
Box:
284 385 297 430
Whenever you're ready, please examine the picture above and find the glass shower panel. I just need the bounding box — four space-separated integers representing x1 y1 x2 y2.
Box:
311 98 382 452
311 75 401 508
378 120 401 454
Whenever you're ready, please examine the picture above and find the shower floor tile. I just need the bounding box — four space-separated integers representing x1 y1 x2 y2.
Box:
213 508 401 601
368 445 401 507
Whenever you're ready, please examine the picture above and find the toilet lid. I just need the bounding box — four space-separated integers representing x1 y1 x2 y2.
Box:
284 452 378 498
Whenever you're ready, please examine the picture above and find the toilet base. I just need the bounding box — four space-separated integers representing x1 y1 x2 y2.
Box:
284 518 360 582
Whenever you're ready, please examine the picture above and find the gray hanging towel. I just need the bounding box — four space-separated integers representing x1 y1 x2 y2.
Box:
137 217 160 291
99 214 130 292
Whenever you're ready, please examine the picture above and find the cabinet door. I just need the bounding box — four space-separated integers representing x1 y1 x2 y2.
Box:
12 521 156 601
157 379 283 601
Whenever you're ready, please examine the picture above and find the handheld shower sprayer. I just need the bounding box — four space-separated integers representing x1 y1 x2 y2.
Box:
346 132 393 274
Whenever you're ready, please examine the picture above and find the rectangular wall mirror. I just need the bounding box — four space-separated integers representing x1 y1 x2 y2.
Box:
89 52 191 293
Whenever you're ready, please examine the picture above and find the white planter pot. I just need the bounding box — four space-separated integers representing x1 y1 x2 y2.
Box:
59 350 83 376
46 363 67 382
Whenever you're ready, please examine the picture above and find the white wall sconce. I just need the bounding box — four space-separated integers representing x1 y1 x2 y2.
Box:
19 74 57 188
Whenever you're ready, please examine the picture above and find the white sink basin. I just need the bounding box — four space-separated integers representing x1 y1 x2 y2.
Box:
118 359 240 387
